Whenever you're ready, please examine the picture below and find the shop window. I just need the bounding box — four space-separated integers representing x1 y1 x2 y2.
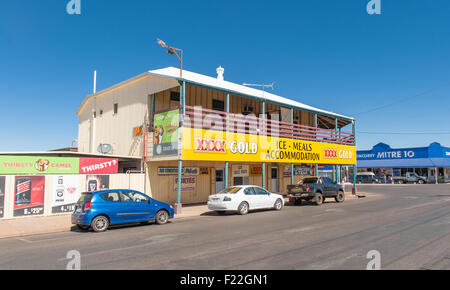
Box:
170 92 180 102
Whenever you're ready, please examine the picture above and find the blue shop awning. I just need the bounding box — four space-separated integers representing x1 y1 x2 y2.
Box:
430 158 450 167
357 158 436 168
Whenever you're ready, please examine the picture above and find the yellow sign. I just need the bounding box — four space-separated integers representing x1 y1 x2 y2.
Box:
181 128 356 165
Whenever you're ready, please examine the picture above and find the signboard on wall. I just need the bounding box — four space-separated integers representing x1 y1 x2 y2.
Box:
153 109 179 156
133 126 143 137
0 156 79 175
232 165 249 177
173 176 196 192
79 158 118 174
181 128 356 165
0 156 118 175
86 175 110 192
283 165 291 177
0 176 5 218
158 167 199 176
294 165 312 176
52 175 80 213
14 176 45 217
250 166 262 176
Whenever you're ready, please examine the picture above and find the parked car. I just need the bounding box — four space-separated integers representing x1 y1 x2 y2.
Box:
355 172 381 184
287 176 345 206
72 189 174 232
207 185 284 215
392 172 427 184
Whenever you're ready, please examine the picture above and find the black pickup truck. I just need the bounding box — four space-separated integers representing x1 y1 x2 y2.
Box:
287 176 345 206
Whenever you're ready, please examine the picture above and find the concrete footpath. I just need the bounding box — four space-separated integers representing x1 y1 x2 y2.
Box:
0 193 362 239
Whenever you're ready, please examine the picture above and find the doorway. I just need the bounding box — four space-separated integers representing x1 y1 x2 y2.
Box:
271 167 279 193
215 168 225 193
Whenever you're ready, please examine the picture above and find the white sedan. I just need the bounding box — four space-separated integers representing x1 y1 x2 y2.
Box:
207 185 285 215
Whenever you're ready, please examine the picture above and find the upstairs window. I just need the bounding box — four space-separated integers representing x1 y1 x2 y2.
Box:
170 92 180 102
113 103 118 114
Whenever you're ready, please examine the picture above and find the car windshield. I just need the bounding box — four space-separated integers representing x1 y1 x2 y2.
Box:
300 178 318 184
217 187 241 194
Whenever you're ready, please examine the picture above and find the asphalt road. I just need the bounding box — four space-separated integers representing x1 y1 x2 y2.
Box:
0 184 449 270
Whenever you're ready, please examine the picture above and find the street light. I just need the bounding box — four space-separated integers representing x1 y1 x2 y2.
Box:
157 38 183 78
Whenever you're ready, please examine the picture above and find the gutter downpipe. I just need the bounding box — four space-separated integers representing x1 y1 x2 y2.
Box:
225 93 230 189
291 108 294 185
352 120 357 196
91 70 97 153
262 100 266 189
175 81 186 214
314 114 318 176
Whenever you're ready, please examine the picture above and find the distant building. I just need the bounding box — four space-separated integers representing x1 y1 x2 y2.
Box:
357 142 450 183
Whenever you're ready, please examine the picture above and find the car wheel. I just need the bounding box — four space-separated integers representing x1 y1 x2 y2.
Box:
335 191 345 203
418 180 424 184
274 198 283 210
91 215 109 232
293 198 302 206
76 224 90 230
237 202 249 215
399 180 404 184
314 193 324 206
155 210 169 225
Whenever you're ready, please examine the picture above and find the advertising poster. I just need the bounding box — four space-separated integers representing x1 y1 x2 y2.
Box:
14 176 45 217
79 158 118 174
0 156 79 175
86 175 110 192
52 175 80 213
153 109 179 156
174 176 196 192
0 176 5 218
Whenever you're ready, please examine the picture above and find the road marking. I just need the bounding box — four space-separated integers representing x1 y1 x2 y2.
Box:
16 238 33 244
284 226 316 233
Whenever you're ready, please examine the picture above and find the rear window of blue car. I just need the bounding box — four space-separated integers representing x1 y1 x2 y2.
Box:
77 192 92 204
100 192 120 202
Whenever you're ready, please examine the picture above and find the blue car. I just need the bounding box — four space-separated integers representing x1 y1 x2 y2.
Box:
72 189 174 232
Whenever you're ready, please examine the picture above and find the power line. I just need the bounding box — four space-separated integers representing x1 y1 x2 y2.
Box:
354 81 450 116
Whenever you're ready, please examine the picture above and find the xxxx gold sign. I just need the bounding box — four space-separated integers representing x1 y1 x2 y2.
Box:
181 128 356 165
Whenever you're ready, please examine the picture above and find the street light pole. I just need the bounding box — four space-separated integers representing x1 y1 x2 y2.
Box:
157 38 183 78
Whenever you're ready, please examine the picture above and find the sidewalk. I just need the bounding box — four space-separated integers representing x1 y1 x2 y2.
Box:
0 204 210 240
0 193 362 239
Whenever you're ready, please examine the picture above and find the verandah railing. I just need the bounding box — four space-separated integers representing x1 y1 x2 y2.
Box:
151 105 355 147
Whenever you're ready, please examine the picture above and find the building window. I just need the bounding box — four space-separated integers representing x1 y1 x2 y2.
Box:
170 92 180 102
212 99 225 111
99 110 103 116
114 103 118 114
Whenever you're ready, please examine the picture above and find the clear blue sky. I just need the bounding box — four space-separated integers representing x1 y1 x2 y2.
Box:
1 0 449 151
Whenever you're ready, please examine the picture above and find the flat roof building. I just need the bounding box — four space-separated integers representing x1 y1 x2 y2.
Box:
357 142 450 183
